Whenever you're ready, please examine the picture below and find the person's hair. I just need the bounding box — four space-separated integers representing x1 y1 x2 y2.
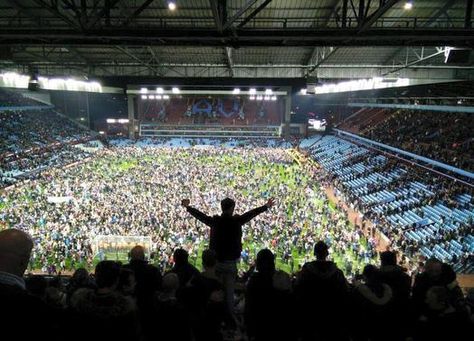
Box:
313 241 329 260
129 245 145 261
221 197 235 212
425 258 443 277
173 248 189 266
380 251 397 266
256 248 275 274
202 249 217 269
362 264 381 284
95 261 121 289
162 273 179 293
70 268 90 286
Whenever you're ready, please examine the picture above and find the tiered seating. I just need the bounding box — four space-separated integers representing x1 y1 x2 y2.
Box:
337 108 389 133
363 109 474 171
0 88 41 107
306 135 474 273
0 98 94 187
138 97 282 126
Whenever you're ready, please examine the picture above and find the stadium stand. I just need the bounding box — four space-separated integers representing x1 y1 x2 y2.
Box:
0 88 41 107
305 135 474 274
337 107 391 134
0 90 96 187
356 109 474 171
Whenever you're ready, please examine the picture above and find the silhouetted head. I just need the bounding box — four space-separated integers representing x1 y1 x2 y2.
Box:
202 249 217 270
70 268 91 289
380 250 397 266
425 258 443 278
173 248 189 266
130 245 146 261
0 229 34 277
162 273 179 294
313 241 329 260
362 264 381 284
94 261 121 290
221 197 235 216
256 249 275 274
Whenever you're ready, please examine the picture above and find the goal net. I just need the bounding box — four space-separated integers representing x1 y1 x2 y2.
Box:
93 235 153 262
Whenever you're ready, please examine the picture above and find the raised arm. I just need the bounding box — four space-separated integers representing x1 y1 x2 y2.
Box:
181 199 214 227
238 198 275 225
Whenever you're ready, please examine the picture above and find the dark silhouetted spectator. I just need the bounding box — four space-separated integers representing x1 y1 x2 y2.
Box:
352 265 394 341
154 272 192 341
414 285 470 341
66 268 95 305
0 229 54 339
123 245 161 341
295 241 349 341
169 248 200 289
69 261 140 341
379 250 412 339
245 249 296 341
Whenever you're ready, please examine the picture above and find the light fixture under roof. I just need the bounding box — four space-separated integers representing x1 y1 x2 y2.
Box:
271 96 277 101
404 1 413 10
233 88 240 94
249 88 257 95
141 95 147 100
249 96 255 100
140 88 148 94
265 89 273 95
163 95 170 99
168 1 177 11
256 95 263 100
149 95 155 100
300 88 307 95
172 87 180 94
264 96 270 101
156 95 162 100
156 87 164 94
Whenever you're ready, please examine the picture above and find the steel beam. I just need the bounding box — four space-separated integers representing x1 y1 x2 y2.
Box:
358 0 399 32
120 0 154 27
307 47 338 74
225 47 234 77
223 0 258 30
466 0 473 29
209 0 225 32
320 0 340 28
342 0 348 28
31 0 82 30
237 0 272 28
87 0 121 28
423 0 456 27
115 46 162 75
382 47 448 76
0 28 473 47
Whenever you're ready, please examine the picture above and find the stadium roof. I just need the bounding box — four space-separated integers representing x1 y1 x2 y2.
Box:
0 0 473 81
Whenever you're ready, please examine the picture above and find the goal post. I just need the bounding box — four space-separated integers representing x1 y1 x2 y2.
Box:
93 235 153 262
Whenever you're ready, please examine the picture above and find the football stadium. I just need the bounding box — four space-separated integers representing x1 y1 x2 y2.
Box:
0 1 473 340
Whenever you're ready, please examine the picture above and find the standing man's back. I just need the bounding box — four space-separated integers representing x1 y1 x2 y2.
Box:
182 197 274 323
